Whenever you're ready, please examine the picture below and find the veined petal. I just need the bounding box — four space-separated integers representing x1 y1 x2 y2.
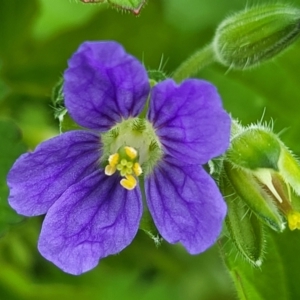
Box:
145 158 227 254
7 131 100 216
64 41 150 131
38 170 142 275
147 79 231 164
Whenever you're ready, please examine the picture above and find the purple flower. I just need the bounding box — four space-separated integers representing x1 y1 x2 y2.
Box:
7 41 231 275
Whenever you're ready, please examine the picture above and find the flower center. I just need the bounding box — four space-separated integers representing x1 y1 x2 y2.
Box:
101 117 163 190
104 146 143 190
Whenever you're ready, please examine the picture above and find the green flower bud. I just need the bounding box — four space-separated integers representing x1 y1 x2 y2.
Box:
223 122 300 232
213 4 300 69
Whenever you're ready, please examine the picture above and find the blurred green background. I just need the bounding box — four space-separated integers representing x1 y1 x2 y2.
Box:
1 1 300 299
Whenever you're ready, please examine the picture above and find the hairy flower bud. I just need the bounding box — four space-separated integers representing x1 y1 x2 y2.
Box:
223 122 300 232
220 122 300 266
213 4 300 69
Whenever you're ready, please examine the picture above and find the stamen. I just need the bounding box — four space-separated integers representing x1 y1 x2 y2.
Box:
104 146 143 190
108 153 119 167
105 165 116 176
120 175 137 190
125 146 137 159
133 162 142 176
288 211 300 230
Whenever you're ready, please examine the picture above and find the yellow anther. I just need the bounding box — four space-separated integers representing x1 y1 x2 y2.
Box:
125 146 137 160
287 212 300 231
120 174 137 190
108 153 119 167
105 146 143 191
133 162 142 176
105 164 116 176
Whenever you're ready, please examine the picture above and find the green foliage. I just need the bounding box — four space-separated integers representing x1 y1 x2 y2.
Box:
0 120 26 235
1 0 300 299
222 229 300 300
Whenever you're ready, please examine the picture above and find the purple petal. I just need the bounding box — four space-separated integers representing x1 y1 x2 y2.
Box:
38 170 142 275
64 41 150 131
7 131 100 216
145 157 227 254
147 79 231 164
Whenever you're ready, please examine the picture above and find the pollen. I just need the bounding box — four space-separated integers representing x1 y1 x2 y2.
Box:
287 211 300 231
105 153 120 176
108 153 120 167
133 162 142 176
104 146 143 190
105 164 116 176
120 174 137 190
125 146 137 160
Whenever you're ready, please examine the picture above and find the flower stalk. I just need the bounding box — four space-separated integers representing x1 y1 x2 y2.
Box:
172 44 216 83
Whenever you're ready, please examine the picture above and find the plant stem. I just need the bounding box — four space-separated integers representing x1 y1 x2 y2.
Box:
172 44 216 82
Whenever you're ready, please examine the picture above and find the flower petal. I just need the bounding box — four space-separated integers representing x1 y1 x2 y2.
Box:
64 41 150 131
145 158 227 254
148 79 231 164
38 170 142 275
7 131 100 216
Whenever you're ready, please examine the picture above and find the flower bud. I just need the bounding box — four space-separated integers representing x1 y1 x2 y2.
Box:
213 4 300 69
223 122 300 232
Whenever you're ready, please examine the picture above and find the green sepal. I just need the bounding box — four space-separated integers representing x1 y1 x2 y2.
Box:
147 69 168 86
279 145 300 197
138 177 162 246
224 161 285 232
51 77 64 119
139 209 162 246
228 127 281 170
213 3 300 69
51 78 82 133
221 175 265 266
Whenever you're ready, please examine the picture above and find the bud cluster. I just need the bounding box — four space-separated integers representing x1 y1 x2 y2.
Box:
220 121 300 265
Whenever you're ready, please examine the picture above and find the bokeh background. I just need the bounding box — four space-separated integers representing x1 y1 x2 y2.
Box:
1 1 300 299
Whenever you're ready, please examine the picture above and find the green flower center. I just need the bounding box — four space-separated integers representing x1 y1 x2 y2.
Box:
101 118 163 190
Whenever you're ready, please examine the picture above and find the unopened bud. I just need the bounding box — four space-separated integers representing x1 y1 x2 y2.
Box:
223 122 300 232
213 4 300 69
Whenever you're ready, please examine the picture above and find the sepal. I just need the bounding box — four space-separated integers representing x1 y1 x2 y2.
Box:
51 78 82 133
221 175 265 266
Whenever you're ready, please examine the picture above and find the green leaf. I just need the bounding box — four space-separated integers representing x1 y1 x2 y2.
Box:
0 120 27 235
0 0 38 60
222 228 300 300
